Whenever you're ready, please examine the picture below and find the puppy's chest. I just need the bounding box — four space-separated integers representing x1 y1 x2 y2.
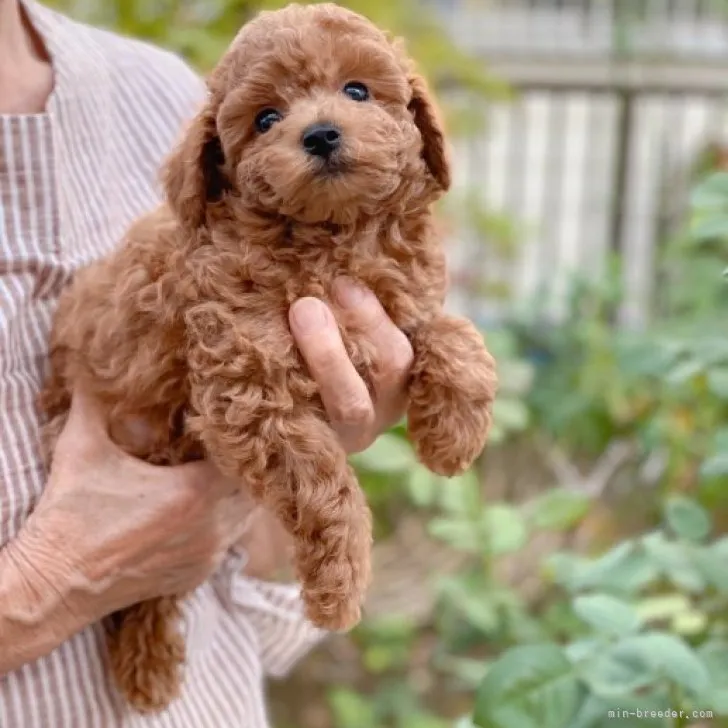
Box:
278 257 406 382
276 248 414 322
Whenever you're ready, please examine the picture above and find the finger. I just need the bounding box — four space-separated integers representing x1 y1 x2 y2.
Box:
289 297 375 441
57 382 115 458
333 278 412 422
66 382 108 429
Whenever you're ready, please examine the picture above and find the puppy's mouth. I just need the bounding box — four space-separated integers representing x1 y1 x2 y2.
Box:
310 154 350 178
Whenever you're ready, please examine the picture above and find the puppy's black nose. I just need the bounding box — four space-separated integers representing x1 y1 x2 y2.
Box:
302 123 341 158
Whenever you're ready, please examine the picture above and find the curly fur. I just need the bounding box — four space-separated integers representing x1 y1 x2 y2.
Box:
39 2 497 714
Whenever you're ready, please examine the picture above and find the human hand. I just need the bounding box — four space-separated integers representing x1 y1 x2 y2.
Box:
10 385 253 628
289 277 413 453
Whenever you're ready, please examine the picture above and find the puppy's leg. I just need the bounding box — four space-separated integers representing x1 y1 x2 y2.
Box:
407 314 497 476
106 597 185 714
264 412 371 630
188 385 372 631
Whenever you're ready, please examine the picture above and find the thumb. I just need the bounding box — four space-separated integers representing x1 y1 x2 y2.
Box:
59 383 113 455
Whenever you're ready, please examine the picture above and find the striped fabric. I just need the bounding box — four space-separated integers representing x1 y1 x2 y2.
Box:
0 2 323 726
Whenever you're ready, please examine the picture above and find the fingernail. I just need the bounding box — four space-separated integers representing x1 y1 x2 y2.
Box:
291 298 328 333
334 277 368 309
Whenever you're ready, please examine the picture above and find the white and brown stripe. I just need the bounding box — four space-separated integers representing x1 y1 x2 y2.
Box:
0 3 323 726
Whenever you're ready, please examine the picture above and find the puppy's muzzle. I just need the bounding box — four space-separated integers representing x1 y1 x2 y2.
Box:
302 123 341 159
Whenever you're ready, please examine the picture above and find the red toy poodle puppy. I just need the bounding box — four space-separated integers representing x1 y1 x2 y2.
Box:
40 2 497 713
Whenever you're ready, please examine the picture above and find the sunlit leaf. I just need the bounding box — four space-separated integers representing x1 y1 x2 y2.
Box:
530 488 591 531
691 171 728 210
351 432 417 473
609 631 711 696
642 532 706 592
572 593 642 636
664 495 712 542
634 594 692 623
483 504 528 555
473 644 583 728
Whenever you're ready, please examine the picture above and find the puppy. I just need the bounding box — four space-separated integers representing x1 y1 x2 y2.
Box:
40 2 497 713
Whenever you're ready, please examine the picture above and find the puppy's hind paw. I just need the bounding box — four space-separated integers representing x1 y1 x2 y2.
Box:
107 597 185 714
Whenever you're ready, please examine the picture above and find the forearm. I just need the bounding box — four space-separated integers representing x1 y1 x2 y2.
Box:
0 530 86 674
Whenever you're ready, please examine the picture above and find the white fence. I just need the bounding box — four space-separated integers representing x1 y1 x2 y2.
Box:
432 0 728 326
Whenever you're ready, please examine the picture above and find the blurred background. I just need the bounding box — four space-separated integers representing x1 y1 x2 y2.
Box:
49 1 728 726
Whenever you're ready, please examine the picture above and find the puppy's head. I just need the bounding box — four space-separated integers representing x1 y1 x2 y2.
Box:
163 3 451 228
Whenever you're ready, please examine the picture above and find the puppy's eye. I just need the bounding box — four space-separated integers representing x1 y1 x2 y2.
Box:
255 108 283 133
343 82 369 102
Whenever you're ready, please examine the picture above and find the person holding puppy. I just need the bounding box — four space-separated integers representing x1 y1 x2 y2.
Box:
0 0 414 725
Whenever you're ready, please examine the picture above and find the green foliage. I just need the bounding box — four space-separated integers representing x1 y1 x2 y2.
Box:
511 171 728 495
474 498 728 728
342 167 728 728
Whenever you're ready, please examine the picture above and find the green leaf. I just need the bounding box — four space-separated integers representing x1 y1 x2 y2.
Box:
439 578 500 633
572 594 642 636
407 465 441 507
438 469 481 516
473 644 583 728
351 432 416 473
671 609 708 636
665 358 704 385
664 495 712 542
497 360 535 395
580 645 658 698
633 579 706 635
707 367 728 398
548 541 659 595
701 453 728 480
690 214 728 241
402 715 448 728
713 428 728 453
491 397 530 433
530 489 591 531
692 541 728 594
691 171 728 210
428 516 481 552
564 638 606 664
612 632 711 696
328 688 376 728
483 504 528 555
642 532 706 592
705 688 728 714
634 594 692 623
696 641 728 713
363 644 398 673
697 640 728 682
690 337 728 366
439 656 488 687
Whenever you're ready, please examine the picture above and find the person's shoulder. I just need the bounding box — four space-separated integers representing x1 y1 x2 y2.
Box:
33 2 208 130
89 26 207 125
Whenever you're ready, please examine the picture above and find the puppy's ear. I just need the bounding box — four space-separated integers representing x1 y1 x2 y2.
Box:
408 72 452 192
162 103 231 228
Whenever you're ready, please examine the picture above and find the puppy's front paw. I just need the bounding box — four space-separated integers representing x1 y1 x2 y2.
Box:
407 315 497 476
296 465 372 633
304 586 363 632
